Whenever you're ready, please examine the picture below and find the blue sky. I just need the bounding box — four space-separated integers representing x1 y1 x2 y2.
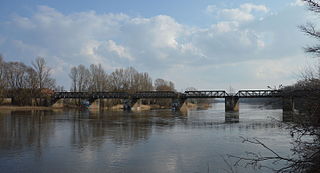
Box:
0 0 316 91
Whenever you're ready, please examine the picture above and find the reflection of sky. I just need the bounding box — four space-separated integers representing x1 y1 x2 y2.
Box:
0 103 294 173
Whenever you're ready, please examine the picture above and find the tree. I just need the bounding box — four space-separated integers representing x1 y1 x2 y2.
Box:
69 64 90 92
154 78 175 91
88 64 109 92
0 55 6 102
109 67 153 93
299 0 320 57
32 57 55 90
69 66 78 92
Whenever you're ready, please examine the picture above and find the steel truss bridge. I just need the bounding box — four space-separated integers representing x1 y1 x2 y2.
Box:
52 89 283 102
46 89 316 112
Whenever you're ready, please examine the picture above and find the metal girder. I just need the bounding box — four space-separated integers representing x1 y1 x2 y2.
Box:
133 91 178 98
52 92 129 99
235 90 281 98
184 90 228 98
90 92 130 99
51 89 320 101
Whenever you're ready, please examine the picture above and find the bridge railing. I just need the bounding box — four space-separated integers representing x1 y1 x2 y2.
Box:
90 92 130 99
133 91 178 98
184 90 228 98
53 92 130 99
53 92 90 99
235 90 282 98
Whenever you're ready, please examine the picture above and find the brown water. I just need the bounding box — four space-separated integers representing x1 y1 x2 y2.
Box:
0 103 293 173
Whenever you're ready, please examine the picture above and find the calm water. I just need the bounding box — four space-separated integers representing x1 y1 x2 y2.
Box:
0 103 294 173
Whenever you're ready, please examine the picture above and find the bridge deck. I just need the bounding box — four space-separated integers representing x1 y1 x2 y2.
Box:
184 90 228 98
50 89 317 102
235 90 282 98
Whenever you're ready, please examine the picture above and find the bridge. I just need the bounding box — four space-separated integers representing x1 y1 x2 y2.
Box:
50 89 299 114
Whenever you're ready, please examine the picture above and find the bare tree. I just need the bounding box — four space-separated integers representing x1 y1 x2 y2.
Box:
300 1 320 57
154 78 175 91
88 64 109 92
77 65 90 92
109 67 153 93
0 55 6 102
69 66 78 92
32 57 55 90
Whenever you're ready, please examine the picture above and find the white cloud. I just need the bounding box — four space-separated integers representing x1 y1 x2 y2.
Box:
0 4 311 89
105 40 134 60
207 3 269 22
290 0 305 6
206 5 217 14
240 3 268 13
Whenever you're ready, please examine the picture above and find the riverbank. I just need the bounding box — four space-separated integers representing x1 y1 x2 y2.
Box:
0 105 61 110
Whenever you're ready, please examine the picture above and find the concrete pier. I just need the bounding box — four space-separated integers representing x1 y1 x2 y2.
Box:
89 99 105 109
171 98 187 111
123 98 138 111
225 96 239 112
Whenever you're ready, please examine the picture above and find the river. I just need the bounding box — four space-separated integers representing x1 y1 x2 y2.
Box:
0 103 294 173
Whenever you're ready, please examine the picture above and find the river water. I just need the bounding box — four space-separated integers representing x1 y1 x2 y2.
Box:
0 103 294 173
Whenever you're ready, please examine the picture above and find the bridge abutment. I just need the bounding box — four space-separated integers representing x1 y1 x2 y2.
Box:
225 96 239 112
51 98 64 108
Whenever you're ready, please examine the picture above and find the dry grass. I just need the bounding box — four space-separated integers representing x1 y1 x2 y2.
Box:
0 105 62 110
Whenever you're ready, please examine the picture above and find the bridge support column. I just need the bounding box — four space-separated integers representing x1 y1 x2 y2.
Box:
123 98 138 111
225 96 239 112
172 98 187 111
89 99 105 110
282 97 294 121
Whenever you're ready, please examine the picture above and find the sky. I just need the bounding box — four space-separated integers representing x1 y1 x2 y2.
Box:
0 0 317 91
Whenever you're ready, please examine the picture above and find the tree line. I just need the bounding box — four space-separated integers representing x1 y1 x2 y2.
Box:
68 64 175 93
0 56 55 105
0 55 177 105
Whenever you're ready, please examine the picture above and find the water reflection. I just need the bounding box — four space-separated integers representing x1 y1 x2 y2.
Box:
0 107 285 149
225 112 239 123
0 110 54 153
0 103 292 173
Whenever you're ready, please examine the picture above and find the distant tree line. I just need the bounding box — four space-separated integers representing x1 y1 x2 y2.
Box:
0 55 55 105
68 64 176 107
69 65 155 93
0 55 180 106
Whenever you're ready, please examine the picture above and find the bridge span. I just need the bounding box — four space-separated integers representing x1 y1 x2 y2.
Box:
50 89 298 114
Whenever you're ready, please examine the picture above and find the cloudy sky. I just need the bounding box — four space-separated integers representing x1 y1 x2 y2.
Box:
0 0 317 91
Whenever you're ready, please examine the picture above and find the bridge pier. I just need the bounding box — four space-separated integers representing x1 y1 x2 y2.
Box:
172 98 187 111
89 99 105 109
123 98 138 111
225 96 239 112
282 97 294 121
